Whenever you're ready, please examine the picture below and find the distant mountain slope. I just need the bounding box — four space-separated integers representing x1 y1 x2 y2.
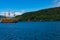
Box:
15 7 60 21
0 15 5 20
0 15 5 18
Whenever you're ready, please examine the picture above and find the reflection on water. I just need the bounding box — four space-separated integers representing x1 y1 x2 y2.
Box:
0 22 60 40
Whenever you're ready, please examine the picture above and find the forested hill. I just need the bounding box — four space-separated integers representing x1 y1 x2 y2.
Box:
15 7 60 21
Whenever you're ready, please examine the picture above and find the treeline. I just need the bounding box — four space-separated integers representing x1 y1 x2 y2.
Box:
15 7 60 21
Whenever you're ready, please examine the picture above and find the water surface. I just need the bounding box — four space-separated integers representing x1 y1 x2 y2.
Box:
0 22 60 40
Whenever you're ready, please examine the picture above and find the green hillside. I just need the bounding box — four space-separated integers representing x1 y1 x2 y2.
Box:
15 7 60 21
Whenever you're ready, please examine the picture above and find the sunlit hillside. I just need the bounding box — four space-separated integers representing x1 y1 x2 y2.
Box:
15 7 60 21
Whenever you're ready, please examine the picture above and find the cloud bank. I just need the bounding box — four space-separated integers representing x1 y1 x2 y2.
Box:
0 10 26 17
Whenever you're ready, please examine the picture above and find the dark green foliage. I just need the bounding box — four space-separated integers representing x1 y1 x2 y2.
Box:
15 7 60 21
0 15 5 18
0 15 5 20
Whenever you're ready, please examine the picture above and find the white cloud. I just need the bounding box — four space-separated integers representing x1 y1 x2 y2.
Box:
15 12 23 16
0 11 25 17
53 0 60 7
0 10 26 17
21 10 26 13
0 12 13 17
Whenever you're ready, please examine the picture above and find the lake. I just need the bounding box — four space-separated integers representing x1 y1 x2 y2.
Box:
0 22 60 40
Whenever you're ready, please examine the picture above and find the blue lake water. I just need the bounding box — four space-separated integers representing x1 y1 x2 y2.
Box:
0 22 60 40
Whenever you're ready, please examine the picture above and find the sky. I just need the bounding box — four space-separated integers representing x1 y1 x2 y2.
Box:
0 0 60 17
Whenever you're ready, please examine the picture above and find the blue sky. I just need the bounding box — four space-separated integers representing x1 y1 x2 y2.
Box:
0 0 59 12
0 0 60 17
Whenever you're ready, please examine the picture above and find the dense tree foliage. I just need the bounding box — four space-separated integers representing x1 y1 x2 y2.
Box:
15 7 60 21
